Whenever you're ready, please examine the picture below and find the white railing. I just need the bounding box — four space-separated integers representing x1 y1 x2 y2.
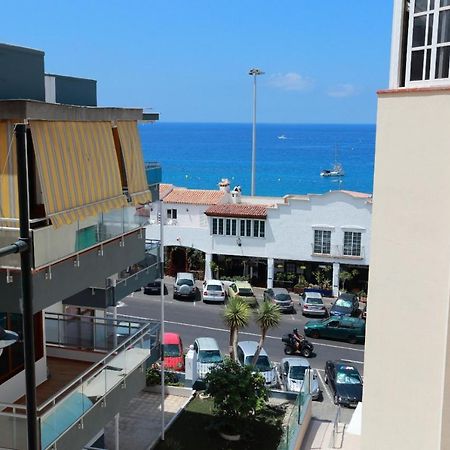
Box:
311 244 365 259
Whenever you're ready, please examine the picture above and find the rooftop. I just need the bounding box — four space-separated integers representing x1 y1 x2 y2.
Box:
162 187 225 205
205 203 268 218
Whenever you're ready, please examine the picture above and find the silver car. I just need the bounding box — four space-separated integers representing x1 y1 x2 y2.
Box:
300 292 328 317
279 357 320 399
193 337 223 379
263 287 295 313
202 279 226 303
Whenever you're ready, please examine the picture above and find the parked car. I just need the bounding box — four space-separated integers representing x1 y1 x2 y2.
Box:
228 281 258 307
173 272 196 300
237 341 277 387
324 360 363 407
202 279 227 303
304 316 365 344
279 357 320 399
163 332 185 372
329 292 360 317
144 278 168 295
263 288 295 313
193 337 223 379
300 292 327 317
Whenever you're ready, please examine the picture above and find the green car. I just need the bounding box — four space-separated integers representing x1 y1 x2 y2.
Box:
304 317 365 344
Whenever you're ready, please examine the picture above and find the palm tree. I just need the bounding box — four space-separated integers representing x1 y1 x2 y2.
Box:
223 296 251 361
251 301 281 366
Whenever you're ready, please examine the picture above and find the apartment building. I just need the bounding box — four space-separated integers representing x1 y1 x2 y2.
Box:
362 1 450 449
0 44 161 449
146 180 372 295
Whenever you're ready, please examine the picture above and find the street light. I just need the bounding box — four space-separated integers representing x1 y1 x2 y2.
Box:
249 68 264 196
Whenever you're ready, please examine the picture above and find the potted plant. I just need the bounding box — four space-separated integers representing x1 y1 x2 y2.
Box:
205 358 267 440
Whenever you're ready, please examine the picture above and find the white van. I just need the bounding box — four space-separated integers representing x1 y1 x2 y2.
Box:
236 341 277 387
193 337 223 379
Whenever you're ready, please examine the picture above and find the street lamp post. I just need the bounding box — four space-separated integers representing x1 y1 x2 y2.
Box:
249 68 264 196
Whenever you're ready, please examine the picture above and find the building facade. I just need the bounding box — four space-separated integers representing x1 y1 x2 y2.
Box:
146 181 372 296
0 44 160 450
362 1 450 449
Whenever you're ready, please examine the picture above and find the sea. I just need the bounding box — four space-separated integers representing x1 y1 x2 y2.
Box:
138 123 376 197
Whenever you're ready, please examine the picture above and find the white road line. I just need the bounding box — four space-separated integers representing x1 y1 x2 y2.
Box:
316 369 332 401
340 358 364 365
116 314 364 354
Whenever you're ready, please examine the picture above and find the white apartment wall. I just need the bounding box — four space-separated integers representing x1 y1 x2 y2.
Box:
362 92 450 450
147 192 371 265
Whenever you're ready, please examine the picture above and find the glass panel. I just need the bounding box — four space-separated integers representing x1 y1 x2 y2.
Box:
218 218 223 235
226 219 231 235
231 219 236 236
260 221 265 238
425 48 432 78
253 220 259 237
413 15 427 47
246 219 251 236
240 219 245 236
438 9 450 42
411 50 425 80
441 0 450 7
428 13 434 45
436 45 450 77
323 231 331 254
415 0 429 13
212 218 217 234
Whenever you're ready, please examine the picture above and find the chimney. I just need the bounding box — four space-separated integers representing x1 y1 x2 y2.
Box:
218 178 231 193
231 185 242 204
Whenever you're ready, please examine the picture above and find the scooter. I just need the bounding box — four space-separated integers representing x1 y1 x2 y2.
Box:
281 333 314 358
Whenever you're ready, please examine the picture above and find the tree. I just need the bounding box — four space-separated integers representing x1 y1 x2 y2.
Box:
252 301 281 366
205 358 267 434
339 268 359 291
223 296 251 361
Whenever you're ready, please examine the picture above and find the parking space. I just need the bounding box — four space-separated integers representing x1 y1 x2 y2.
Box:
126 276 365 423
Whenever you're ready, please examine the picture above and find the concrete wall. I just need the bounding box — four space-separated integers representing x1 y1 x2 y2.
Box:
52 74 97 107
362 91 450 450
0 44 45 101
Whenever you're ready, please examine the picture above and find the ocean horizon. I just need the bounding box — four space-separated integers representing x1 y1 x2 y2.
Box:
139 122 376 197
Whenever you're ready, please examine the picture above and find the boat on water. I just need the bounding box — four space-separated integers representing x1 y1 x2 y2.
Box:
278 134 287 140
320 163 344 177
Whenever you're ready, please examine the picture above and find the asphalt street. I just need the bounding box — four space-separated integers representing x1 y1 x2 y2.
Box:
118 278 365 424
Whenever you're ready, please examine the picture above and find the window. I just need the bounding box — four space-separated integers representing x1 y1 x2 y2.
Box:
406 0 450 84
253 220 265 238
240 219 252 237
167 208 177 220
212 218 217 235
343 231 362 256
314 230 331 254
212 217 238 236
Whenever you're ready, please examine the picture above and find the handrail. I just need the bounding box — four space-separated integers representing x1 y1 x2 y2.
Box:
332 405 342 448
38 313 159 412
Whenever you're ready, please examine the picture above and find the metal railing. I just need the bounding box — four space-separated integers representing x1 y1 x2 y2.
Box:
332 405 344 449
311 243 365 259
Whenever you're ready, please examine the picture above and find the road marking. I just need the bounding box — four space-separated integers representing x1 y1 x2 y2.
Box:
315 369 332 401
340 358 364 365
117 314 364 354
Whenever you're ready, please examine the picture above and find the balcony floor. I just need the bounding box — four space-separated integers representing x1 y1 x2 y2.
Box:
15 357 92 408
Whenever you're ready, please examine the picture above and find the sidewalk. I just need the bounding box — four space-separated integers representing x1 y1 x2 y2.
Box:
103 390 191 450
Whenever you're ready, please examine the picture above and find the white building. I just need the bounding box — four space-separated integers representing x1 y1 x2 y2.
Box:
146 180 372 296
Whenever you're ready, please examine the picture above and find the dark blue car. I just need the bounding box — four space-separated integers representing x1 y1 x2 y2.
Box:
329 293 360 317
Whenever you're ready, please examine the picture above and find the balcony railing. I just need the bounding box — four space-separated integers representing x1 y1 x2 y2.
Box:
311 244 365 259
0 314 160 450
145 161 162 186
0 206 148 270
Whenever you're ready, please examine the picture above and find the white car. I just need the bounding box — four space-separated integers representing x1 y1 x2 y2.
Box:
280 357 320 399
236 341 277 387
193 337 223 379
300 291 328 317
202 279 227 303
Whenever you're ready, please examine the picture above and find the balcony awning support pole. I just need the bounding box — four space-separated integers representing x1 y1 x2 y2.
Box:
16 123 38 450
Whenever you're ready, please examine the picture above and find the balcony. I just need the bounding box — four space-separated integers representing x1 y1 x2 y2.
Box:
64 242 161 308
311 244 365 260
0 313 161 450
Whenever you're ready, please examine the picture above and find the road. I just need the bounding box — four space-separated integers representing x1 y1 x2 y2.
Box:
118 278 365 423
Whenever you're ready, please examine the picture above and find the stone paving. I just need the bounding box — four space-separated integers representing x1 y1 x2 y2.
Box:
103 391 190 450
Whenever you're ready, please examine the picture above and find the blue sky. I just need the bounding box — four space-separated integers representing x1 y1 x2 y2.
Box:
1 1 393 124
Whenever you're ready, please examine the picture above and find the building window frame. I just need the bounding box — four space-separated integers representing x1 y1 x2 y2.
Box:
343 231 362 257
405 0 450 86
167 208 177 220
313 229 332 255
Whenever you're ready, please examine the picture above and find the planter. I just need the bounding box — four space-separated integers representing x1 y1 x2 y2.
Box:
219 431 241 441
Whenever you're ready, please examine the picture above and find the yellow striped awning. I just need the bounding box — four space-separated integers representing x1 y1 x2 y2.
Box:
116 121 152 205
0 121 19 228
29 121 128 228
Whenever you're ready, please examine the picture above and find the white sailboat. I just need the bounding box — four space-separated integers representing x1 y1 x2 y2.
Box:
320 146 345 177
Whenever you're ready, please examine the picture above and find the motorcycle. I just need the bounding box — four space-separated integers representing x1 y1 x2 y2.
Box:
282 333 314 358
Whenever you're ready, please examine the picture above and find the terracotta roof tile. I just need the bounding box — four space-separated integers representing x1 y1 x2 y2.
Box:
205 204 267 218
163 188 224 205
159 184 174 199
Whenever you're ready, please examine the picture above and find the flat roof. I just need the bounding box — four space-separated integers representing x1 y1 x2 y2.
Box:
0 99 144 121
